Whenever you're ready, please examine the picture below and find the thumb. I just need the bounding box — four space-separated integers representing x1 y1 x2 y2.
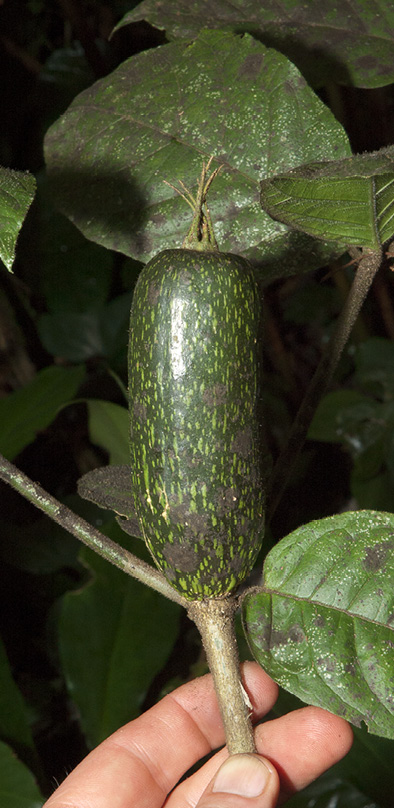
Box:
196 753 280 808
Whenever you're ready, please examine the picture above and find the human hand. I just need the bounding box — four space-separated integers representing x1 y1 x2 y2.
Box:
43 661 352 808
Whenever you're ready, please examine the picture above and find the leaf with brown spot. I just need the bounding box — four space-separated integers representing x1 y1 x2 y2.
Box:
114 0 394 89
44 29 350 281
242 510 394 739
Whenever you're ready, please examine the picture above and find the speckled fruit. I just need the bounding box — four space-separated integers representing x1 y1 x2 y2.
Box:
128 247 265 599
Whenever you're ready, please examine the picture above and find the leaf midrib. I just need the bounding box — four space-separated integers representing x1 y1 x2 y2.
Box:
262 586 394 629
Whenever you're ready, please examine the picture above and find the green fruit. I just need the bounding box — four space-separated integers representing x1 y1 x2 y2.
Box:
128 162 265 599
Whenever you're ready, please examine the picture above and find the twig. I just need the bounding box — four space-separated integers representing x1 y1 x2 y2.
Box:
268 248 382 521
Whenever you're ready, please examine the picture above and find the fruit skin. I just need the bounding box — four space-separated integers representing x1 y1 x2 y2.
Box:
128 248 264 600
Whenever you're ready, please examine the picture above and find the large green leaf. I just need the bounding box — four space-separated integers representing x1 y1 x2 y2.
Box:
308 338 394 512
38 291 133 364
86 400 129 465
59 544 181 747
242 510 394 738
0 167 36 272
35 177 114 315
113 0 394 89
260 148 394 250
355 337 394 400
0 365 85 460
0 741 42 808
44 29 350 280
308 390 376 445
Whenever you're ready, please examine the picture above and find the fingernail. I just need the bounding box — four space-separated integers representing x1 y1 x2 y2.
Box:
212 754 270 797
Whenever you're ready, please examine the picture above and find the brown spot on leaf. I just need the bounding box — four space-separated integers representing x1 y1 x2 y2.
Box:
238 53 263 79
268 624 304 648
363 542 390 572
345 663 356 676
227 202 240 219
355 54 379 71
135 231 153 257
387 639 394 649
288 625 305 644
317 657 336 672
283 79 296 95
150 213 166 225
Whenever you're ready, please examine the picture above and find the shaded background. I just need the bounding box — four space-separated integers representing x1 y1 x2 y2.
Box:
1 1 394 805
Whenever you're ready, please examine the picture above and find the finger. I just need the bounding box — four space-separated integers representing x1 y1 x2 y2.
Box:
168 705 352 807
196 754 280 808
43 662 278 808
255 706 353 802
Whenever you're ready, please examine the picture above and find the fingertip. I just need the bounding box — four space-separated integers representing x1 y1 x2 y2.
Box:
254 704 354 798
302 706 354 759
196 753 280 807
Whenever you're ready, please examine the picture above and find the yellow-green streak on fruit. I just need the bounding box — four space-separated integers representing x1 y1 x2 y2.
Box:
128 247 264 599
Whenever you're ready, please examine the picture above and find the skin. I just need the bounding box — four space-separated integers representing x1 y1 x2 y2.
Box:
43 661 353 808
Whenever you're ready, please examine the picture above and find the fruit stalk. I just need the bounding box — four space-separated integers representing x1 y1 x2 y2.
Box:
188 598 256 754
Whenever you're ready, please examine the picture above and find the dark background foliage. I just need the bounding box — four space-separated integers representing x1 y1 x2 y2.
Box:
1 2 394 806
